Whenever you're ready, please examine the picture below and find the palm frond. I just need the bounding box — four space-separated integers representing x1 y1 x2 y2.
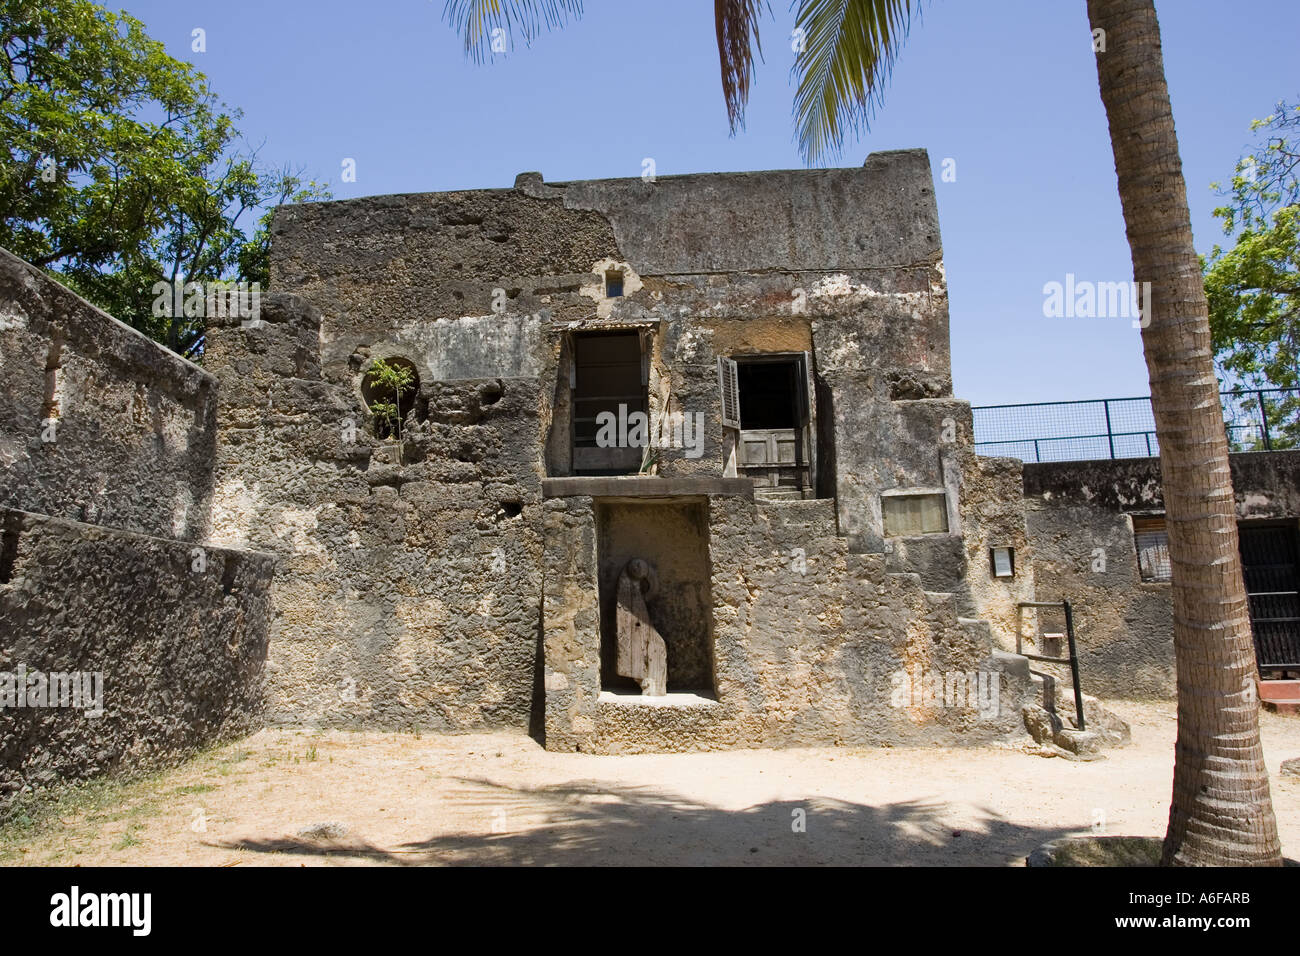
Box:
442 0 584 63
716 0 771 133
791 0 917 164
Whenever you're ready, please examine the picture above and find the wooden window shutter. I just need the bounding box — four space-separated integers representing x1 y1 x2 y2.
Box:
795 352 811 426
717 356 741 429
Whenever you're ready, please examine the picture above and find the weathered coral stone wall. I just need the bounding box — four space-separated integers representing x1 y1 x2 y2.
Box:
247 150 1038 745
1022 451 1300 698
0 252 273 806
0 509 273 803
204 295 543 729
542 489 1030 753
0 248 215 539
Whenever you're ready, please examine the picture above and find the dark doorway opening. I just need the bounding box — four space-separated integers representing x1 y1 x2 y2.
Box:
1238 520 1300 679
732 354 811 496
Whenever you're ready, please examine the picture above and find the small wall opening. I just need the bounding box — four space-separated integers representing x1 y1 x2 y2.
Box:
220 554 239 595
42 339 64 422
605 269 624 297
596 499 714 694
361 357 420 439
0 518 20 585
1132 514 1171 582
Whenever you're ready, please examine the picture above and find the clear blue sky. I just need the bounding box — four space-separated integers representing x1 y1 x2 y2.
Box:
119 0 1299 406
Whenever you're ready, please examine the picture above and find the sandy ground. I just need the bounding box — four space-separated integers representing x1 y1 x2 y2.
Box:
5 701 1298 866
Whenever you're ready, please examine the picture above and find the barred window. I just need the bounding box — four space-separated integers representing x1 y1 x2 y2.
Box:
1133 515 1172 582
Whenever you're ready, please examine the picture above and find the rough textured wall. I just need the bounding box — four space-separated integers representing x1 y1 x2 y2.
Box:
541 495 601 751
0 248 216 540
270 187 621 383
543 489 1031 753
1022 451 1300 698
0 509 273 807
256 151 1025 738
956 450 1036 650
205 296 542 729
559 151 942 275
270 151 951 484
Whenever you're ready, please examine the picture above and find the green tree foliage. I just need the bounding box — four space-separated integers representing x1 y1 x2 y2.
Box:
364 359 417 461
1204 100 1300 446
0 0 329 357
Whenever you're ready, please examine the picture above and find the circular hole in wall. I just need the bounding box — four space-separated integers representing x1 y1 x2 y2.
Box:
361 357 420 439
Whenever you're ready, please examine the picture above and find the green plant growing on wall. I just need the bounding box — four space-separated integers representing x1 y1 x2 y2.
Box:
639 443 659 474
365 359 416 462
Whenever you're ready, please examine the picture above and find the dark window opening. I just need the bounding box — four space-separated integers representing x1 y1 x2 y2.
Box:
220 556 239 595
572 330 645 475
0 519 20 585
738 359 800 429
605 270 624 297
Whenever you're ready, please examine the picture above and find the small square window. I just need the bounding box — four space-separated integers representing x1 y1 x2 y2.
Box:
990 546 1015 578
1133 515 1171 582
882 492 949 537
605 269 624 297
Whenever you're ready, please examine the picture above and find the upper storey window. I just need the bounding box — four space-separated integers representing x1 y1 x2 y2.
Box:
605 269 624 297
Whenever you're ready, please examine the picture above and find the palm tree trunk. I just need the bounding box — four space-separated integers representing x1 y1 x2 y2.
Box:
1087 0 1282 865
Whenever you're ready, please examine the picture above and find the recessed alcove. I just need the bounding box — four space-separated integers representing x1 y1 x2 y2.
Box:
595 498 715 695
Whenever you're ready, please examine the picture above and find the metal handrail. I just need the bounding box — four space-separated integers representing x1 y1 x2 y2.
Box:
1016 600 1085 732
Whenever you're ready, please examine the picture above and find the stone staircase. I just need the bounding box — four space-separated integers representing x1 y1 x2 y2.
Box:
1021 668 1132 758
749 496 1134 752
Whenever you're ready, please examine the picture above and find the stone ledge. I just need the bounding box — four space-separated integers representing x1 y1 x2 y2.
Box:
542 476 753 499
597 690 719 708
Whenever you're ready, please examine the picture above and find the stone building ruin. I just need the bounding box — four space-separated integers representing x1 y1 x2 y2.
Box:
3 147 1295 801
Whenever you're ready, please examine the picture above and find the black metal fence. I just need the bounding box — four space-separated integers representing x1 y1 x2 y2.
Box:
973 388 1300 463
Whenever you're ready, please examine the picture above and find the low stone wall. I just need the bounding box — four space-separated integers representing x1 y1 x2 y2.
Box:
0 248 217 540
0 509 274 808
1022 451 1300 699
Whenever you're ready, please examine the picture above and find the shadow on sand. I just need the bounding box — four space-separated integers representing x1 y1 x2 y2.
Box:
213 777 1079 866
